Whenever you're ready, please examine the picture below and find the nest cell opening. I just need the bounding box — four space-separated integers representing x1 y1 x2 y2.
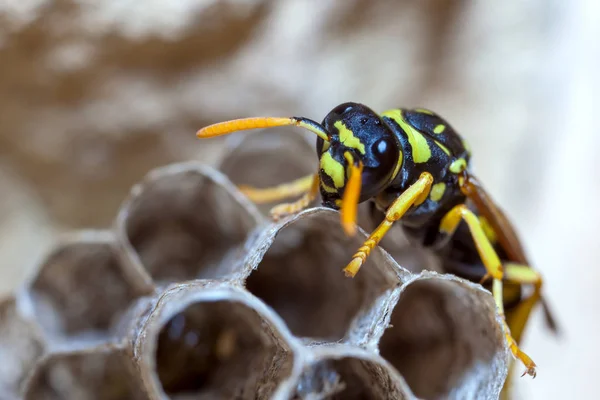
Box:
294 356 409 399
245 210 398 341
123 168 258 284
378 278 501 399
154 299 294 399
29 238 143 339
24 348 146 400
219 131 317 215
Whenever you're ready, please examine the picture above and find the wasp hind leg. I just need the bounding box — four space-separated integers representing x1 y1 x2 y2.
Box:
503 263 544 346
440 205 537 378
343 172 434 278
501 264 546 398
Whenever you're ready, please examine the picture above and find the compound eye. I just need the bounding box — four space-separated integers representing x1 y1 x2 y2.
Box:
371 136 397 170
331 103 355 116
360 135 399 198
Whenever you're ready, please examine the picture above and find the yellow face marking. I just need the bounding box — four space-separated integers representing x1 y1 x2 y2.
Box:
382 109 431 163
334 121 365 154
449 158 467 174
479 216 498 244
434 124 446 134
434 140 451 156
430 182 446 202
320 152 345 188
320 181 338 193
390 148 403 182
414 108 434 115
322 140 330 152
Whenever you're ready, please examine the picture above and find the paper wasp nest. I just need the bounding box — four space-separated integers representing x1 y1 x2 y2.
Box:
0 133 509 400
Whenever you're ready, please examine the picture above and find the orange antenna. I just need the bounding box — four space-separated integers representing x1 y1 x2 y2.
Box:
197 116 330 142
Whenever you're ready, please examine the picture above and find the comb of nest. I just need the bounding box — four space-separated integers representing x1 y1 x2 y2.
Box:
0 131 509 400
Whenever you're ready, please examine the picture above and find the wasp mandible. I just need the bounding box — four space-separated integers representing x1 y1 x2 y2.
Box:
196 102 557 378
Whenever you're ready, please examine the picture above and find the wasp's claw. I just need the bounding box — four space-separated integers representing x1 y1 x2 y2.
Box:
520 364 537 378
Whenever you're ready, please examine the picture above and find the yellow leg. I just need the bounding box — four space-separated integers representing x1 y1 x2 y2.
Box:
502 264 544 397
269 174 320 220
343 172 434 278
440 205 537 378
504 263 544 345
238 174 315 204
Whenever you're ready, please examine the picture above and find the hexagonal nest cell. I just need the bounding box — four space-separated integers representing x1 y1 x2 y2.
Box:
218 130 317 216
134 284 298 400
291 346 413 399
244 208 401 343
23 345 146 400
117 163 262 284
3 161 511 399
28 231 150 342
378 275 508 399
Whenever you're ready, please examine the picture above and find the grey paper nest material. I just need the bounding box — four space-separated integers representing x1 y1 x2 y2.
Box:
1 156 509 399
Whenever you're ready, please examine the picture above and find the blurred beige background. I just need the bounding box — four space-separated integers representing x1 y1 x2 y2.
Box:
0 0 597 399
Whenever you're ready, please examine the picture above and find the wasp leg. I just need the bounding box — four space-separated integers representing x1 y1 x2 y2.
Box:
440 205 537 378
269 173 320 220
500 264 545 398
238 174 316 204
503 263 543 345
343 172 434 278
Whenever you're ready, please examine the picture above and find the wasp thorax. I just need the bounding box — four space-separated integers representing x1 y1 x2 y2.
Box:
317 102 402 205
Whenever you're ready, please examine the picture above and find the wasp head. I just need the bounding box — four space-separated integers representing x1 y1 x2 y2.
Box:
316 102 401 208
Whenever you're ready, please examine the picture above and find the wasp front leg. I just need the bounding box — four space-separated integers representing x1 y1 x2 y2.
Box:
343 172 434 277
239 174 316 204
440 205 537 378
236 173 319 220
268 173 320 221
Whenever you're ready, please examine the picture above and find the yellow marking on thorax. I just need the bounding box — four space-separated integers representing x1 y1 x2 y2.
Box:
449 158 467 173
434 124 446 134
320 152 345 188
434 140 451 156
479 216 498 243
430 182 446 202
334 121 365 154
414 108 434 115
382 109 432 163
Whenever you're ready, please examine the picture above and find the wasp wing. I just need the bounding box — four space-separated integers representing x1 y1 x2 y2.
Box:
460 173 528 263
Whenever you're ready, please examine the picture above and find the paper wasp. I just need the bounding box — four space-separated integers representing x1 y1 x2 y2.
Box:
196 102 557 381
